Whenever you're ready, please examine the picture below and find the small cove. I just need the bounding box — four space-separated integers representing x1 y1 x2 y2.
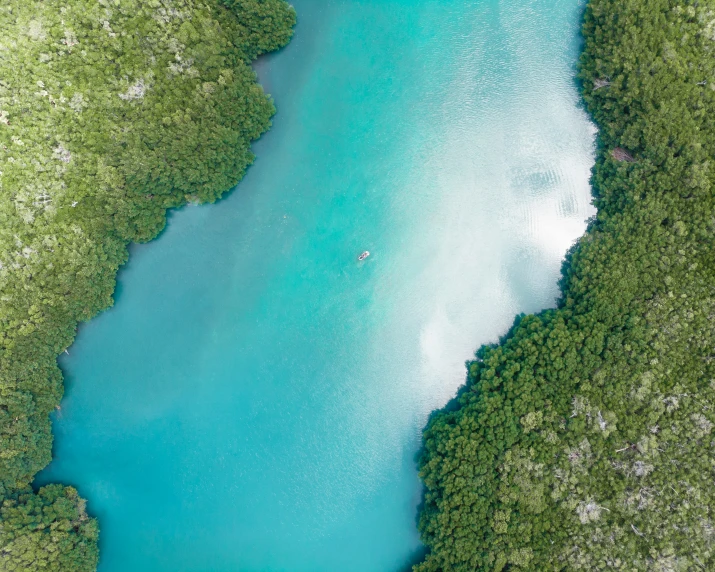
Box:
37 0 596 569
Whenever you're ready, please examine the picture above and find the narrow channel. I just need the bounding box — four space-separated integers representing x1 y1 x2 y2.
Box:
37 0 595 569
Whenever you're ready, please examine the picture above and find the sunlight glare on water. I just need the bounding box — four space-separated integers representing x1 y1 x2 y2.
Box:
38 0 595 570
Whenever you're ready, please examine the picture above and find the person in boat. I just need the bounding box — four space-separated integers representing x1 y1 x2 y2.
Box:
358 251 370 261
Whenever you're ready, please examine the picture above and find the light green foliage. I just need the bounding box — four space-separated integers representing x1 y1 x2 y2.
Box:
415 0 715 569
0 0 294 567
0 485 98 572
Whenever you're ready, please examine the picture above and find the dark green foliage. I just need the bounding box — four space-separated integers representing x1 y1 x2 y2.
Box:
0 0 294 567
0 486 98 572
415 0 715 569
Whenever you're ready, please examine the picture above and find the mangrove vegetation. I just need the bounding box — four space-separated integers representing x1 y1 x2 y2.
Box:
0 0 294 569
415 0 715 569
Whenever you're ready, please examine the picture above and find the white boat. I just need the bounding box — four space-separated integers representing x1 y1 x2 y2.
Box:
358 250 370 261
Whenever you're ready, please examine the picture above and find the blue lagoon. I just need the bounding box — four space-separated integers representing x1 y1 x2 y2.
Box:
38 0 595 569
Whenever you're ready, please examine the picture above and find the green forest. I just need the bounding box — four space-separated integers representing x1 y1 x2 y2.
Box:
0 0 294 569
2 0 713 569
414 0 715 570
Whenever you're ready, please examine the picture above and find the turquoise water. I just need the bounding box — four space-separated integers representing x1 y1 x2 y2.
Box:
37 0 595 570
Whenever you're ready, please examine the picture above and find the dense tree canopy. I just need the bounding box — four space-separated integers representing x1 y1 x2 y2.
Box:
0 0 294 568
415 0 715 570
0 486 98 572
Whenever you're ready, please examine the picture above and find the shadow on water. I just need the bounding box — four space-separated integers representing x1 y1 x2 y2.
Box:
399 545 429 572
571 2 589 96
